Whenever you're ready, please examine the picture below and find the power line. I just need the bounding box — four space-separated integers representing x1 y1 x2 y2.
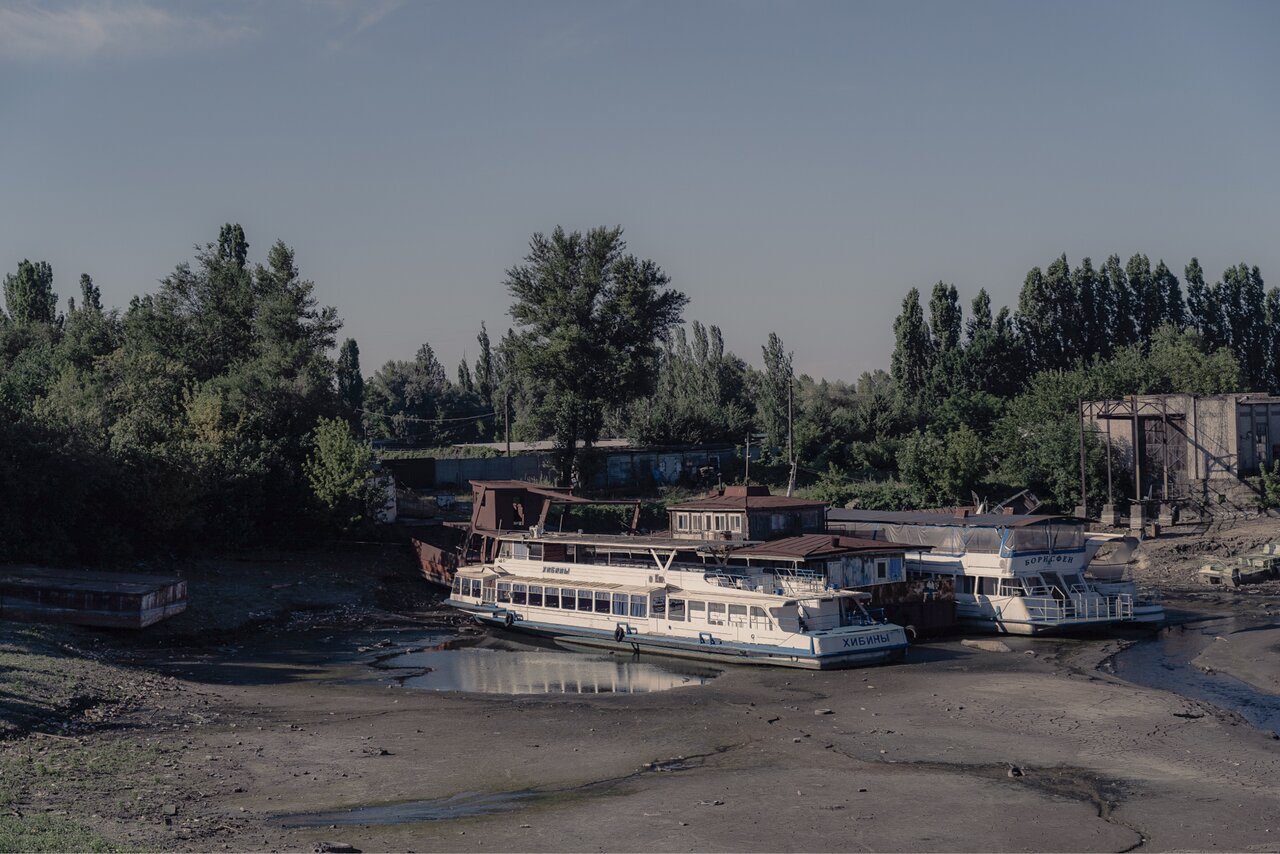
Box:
357 407 499 425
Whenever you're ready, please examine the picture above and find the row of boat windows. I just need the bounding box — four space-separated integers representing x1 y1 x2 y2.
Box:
667 598 775 630
498 580 649 618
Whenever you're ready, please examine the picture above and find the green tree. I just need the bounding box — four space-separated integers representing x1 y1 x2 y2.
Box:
4 260 59 326
1185 258 1219 347
759 331 794 455
504 226 687 482
890 287 933 405
336 338 364 428
304 417 382 528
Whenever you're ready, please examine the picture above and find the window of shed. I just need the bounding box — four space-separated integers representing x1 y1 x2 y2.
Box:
676 513 689 531
876 560 888 580
730 515 742 531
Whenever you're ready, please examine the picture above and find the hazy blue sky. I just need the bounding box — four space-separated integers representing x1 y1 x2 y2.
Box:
2 0 1278 380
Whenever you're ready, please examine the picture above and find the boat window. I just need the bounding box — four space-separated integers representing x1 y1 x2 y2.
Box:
668 598 686 621
630 595 647 618
594 592 611 614
958 576 975 595
528 543 543 561
707 603 726 625
749 606 773 630
497 582 511 603
543 543 567 562
999 579 1026 597
513 543 528 560
560 589 575 610
978 577 999 596
651 594 666 616
578 589 594 611
689 601 706 622
498 543 513 559
512 583 527 605
578 545 596 564
727 604 748 626
612 593 628 616
544 587 559 608
451 577 461 594
528 585 543 607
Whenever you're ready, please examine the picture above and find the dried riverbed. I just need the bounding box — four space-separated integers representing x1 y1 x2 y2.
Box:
2 534 1279 852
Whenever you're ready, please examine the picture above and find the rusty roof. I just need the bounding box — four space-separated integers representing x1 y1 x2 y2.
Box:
669 493 826 511
827 509 1085 528
727 534 913 560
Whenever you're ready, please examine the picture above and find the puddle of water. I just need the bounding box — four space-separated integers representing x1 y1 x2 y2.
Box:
1111 617 1280 736
377 637 719 695
279 789 541 828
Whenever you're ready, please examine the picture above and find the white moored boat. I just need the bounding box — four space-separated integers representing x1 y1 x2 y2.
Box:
827 509 1160 635
443 530 908 670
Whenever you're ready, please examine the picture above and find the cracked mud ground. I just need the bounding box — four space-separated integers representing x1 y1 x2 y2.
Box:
2 538 1279 852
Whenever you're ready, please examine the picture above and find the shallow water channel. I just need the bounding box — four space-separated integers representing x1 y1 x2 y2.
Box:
374 635 720 695
1110 617 1280 736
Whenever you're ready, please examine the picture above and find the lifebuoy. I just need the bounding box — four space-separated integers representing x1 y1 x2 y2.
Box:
504 611 514 628
614 625 626 643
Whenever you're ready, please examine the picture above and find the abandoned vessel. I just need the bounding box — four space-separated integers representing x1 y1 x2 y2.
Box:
826 509 1160 635
443 530 908 670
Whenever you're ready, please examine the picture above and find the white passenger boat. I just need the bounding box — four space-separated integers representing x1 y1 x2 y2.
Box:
442 531 908 670
827 509 1161 635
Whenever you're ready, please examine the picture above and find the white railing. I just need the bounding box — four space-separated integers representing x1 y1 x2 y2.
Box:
1021 593 1133 624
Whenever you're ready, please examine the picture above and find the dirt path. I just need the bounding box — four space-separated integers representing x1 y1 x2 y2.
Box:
2 533 1278 852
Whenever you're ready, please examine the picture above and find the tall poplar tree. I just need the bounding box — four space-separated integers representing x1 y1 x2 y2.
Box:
890 287 933 404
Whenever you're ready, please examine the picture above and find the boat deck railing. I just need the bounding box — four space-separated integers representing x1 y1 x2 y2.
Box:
1021 593 1134 623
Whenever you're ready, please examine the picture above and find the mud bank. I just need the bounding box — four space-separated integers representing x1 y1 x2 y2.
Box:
3 543 1279 852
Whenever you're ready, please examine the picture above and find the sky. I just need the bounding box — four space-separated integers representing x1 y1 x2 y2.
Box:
2 0 1278 381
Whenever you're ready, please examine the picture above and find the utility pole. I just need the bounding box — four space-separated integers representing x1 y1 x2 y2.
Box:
1077 399 1087 516
504 390 512 478
786 379 797 497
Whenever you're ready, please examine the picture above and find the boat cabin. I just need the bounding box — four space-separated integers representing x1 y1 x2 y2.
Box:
667 485 825 542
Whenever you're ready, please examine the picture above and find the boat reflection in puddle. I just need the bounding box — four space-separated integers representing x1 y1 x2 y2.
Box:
378 636 720 695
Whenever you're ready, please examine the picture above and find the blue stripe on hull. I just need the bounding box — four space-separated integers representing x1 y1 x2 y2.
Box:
451 602 905 670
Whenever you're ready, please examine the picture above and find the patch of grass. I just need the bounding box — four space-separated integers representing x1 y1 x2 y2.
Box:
0 813 115 852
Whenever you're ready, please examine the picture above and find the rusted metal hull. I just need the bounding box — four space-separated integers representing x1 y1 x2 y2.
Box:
0 567 187 629
407 526 465 587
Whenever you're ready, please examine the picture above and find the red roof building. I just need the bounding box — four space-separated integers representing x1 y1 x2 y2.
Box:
667 485 826 542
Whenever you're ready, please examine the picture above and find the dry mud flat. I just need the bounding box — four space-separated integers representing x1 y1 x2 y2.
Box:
1 538 1279 852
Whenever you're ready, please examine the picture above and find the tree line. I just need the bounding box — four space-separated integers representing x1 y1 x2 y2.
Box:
3 224 1272 563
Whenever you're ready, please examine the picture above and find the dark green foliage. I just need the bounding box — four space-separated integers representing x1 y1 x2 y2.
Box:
623 321 751 446
758 332 794 454
3 260 59 327
890 288 932 405
305 417 383 528
504 226 687 482
0 226 347 562
336 338 364 428
363 342 487 445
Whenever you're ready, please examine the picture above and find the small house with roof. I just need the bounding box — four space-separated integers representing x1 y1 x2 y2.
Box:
667 485 825 542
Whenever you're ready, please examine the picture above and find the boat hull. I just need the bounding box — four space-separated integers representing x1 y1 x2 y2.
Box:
451 602 907 670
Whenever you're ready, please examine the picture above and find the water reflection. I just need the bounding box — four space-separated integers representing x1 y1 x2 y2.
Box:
378 638 719 695
1112 618 1280 736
